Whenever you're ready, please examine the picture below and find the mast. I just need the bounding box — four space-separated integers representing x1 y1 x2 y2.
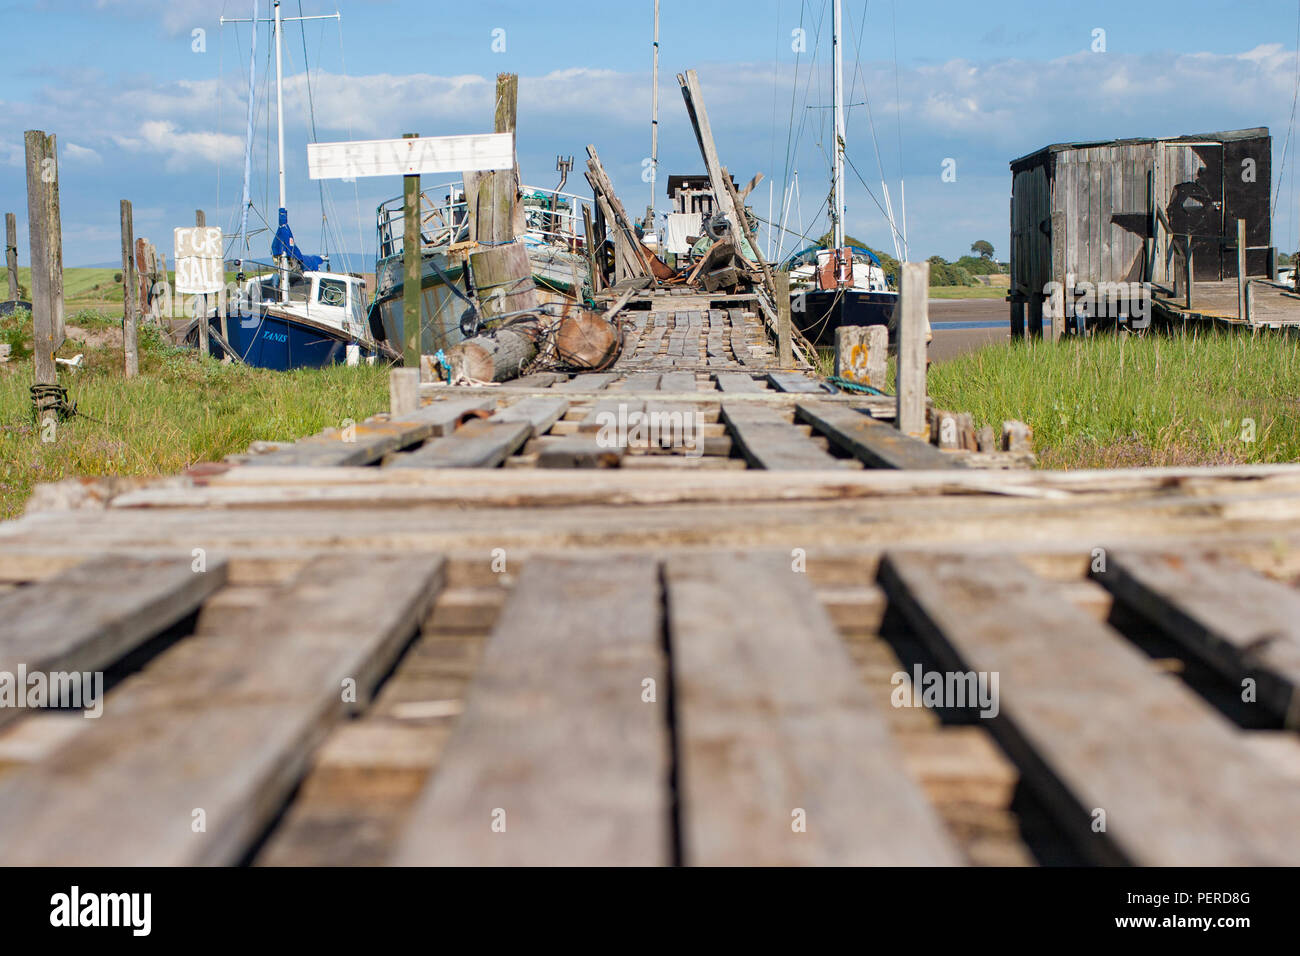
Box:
649 0 660 228
236 0 259 276
273 0 289 302
831 0 846 254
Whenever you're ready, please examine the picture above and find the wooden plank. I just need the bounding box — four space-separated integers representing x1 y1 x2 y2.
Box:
0 553 446 865
879 551 1300 865
387 420 531 469
392 556 670 865
797 401 962 471
666 553 960 865
616 372 662 392
489 395 569 436
766 371 825 394
721 403 847 470
1097 551 1300 725
579 397 643 433
245 398 495 467
551 372 617 392
536 435 626 468
714 372 765 393
657 370 696 393
0 556 228 730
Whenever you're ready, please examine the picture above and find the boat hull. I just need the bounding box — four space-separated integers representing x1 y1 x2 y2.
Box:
201 311 373 370
793 288 898 346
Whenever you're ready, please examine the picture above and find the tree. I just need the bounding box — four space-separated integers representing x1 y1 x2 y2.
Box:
970 240 995 260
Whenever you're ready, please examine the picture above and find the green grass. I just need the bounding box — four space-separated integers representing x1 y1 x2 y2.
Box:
0 308 389 518
927 330 1300 468
12 266 246 311
927 285 1008 300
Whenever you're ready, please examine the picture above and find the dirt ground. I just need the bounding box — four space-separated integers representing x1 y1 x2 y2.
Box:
928 298 1009 363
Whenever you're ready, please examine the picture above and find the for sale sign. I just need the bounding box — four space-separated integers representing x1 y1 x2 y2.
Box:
173 226 224 295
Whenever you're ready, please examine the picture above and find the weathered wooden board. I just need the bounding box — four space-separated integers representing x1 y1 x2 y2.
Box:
246 399 496 468
880 551 1300 865
392 556 670 865
665 553 960 865
536 435 626 468
550 372 617 392
1097 551 1300 725
387 420 531 469
657 371 697 393
715 372 766 393
767 371 825 394
488 395 569 436
721 403 847 470
797 401 962 471
0 556 228 729
0 553 446 865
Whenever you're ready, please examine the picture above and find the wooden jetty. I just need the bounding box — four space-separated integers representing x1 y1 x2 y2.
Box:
3 278 1300 867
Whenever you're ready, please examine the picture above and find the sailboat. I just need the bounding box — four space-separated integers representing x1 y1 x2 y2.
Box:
211 0 387 370
779 0 906 347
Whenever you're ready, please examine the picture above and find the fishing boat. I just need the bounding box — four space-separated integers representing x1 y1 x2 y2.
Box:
367 173 592 355
776 0 915 346
211 0 385 369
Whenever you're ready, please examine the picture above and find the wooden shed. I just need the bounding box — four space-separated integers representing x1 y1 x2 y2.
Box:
1008 127 1273 335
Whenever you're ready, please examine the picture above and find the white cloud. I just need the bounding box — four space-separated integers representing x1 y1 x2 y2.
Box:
64 143 103 165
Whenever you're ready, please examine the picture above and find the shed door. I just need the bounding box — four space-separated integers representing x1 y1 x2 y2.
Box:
1157 143 1224 282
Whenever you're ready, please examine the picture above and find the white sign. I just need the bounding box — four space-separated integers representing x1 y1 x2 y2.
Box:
173 226 224 295
307 132 514 180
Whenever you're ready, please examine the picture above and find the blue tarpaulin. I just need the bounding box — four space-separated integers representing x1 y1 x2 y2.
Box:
271 207 324 273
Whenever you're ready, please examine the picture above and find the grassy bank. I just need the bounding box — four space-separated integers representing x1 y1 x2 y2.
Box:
927 285 1007 300
0 309 389 519
928 330 1300 468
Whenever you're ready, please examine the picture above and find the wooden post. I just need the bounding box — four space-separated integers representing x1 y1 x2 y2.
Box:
1236 218 1247 325
1050 210 1066 341
389 368 420 416
195 210 209 357
896 261 928 439
120 200 138 378
774 269 792 367
402 133 421 370
835 325 887 390
1010 299 1025 340
4 212 17 302
25 131 64 387
1185 235 1194 311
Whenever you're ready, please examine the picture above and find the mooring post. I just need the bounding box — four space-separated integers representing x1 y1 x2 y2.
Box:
195 209 209 357
25 131 64 387
896 261 928 439
835 324 887 391
402 133 421 372
1236 218 1247 325
120 199 138 378
389 367 420 416
774 268 792 367
4 212 18 302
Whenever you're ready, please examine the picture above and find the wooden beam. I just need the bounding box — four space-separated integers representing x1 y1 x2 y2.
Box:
0 555 229 731
1237 218 1247 324
721 402 849 470
666 552 960 865
1096 551 1300 726
797 400 961 470
896 261 928 439
245 397 496 467
677 71 742 242
391 556 670 865
0 554 446 865
387 420 531 469
879 551 1300 865
25 131 63 385
119 199 138 379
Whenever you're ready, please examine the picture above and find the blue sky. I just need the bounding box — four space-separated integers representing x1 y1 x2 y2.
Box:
3 0 1300 268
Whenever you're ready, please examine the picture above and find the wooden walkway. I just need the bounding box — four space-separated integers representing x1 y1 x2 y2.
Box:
1153 278 1300 329
3 289 1300 866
